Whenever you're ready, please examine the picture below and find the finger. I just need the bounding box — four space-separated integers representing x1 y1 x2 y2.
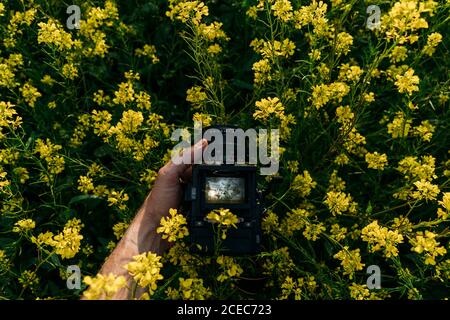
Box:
179 165 193 184
159 138 208 179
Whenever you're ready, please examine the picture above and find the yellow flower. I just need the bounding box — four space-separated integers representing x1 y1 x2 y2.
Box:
166 0 209 25
51 219 84 259
113 222 129 240
197 22 229 42
12 218 36 233
206 208 239 239
365 152 388 170
252 59 272 85
291 170 317 197
349 283 370 300
20 83 41 108
422 32 442 56
395 68 420 95
106 190 129 210
262 210 280 238
271 0 293 22
335 32 353 55
361 221 404 258
280 277 302 300
330 224 347 242
303 222 325 241
186 86 207 109
382 0 433 44
333 247 365 279
206 208 238 228
253 97 285 122
280 208 309 236
193 113 212 127
18 270 39 290
324 191 355 215
216 256 243 282
135 44 159 63
397 155 436 182
411 179 440 201
413 120 435 142
37 19 74 51
157 208 189 242
410 231 447 265
62 63 79 80
178 277 212 300
0 249 10 273
262 247 295 280
338 64 363 82
125 252 164 293
389 46 408 63
207 43 222 55
34 138 65 176
387 112 412 138
310 82 350 110
83 273 127 300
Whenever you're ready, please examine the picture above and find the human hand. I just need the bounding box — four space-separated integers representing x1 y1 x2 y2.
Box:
143 138 208 226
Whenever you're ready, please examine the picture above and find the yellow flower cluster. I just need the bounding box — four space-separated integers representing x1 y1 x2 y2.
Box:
280 208 310 236
166 0 209 25
280 276 302 300
394 68 420 95
303 221 325 241
112 222 129 240
206 208 239 239
310 82 350 110
125 252 164 294
250 38 296 59
437 193 450 220
410 231 447 265
291 170 317 197
4 8 37 48
361 221 404 258
79 1 120 58
365 152 388 170
216 256 243 282
32 219 84 259
135 44 159 64
157 208 189 242
83 273 127 300
186 86 208 109
262 247 295 281
0 53 23 88
382 0 436 44
20 82 41 108
338 64 363 83
333 247 365 279
18 270 39 291
34 138 65 180
167 277 212 300
253 97 285 122
0 249 10 273
411 179 440 201
422 32 442 56
12 218 36 233
324 191 357 215
37 19 76 51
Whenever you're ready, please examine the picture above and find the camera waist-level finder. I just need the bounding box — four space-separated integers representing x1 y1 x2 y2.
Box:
184 125 263 255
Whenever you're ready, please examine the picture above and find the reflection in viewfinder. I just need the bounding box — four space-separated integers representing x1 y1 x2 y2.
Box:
205 177 245 204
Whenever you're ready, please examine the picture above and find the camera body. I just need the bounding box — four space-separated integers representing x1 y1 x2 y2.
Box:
183 126 263 255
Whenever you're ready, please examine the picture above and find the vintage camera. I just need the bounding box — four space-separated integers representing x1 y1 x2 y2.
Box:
183 126 263 255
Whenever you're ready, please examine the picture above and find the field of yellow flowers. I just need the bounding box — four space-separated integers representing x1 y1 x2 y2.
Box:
0 0 449 300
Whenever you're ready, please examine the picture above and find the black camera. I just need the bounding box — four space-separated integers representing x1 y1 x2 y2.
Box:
183 126 263 255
